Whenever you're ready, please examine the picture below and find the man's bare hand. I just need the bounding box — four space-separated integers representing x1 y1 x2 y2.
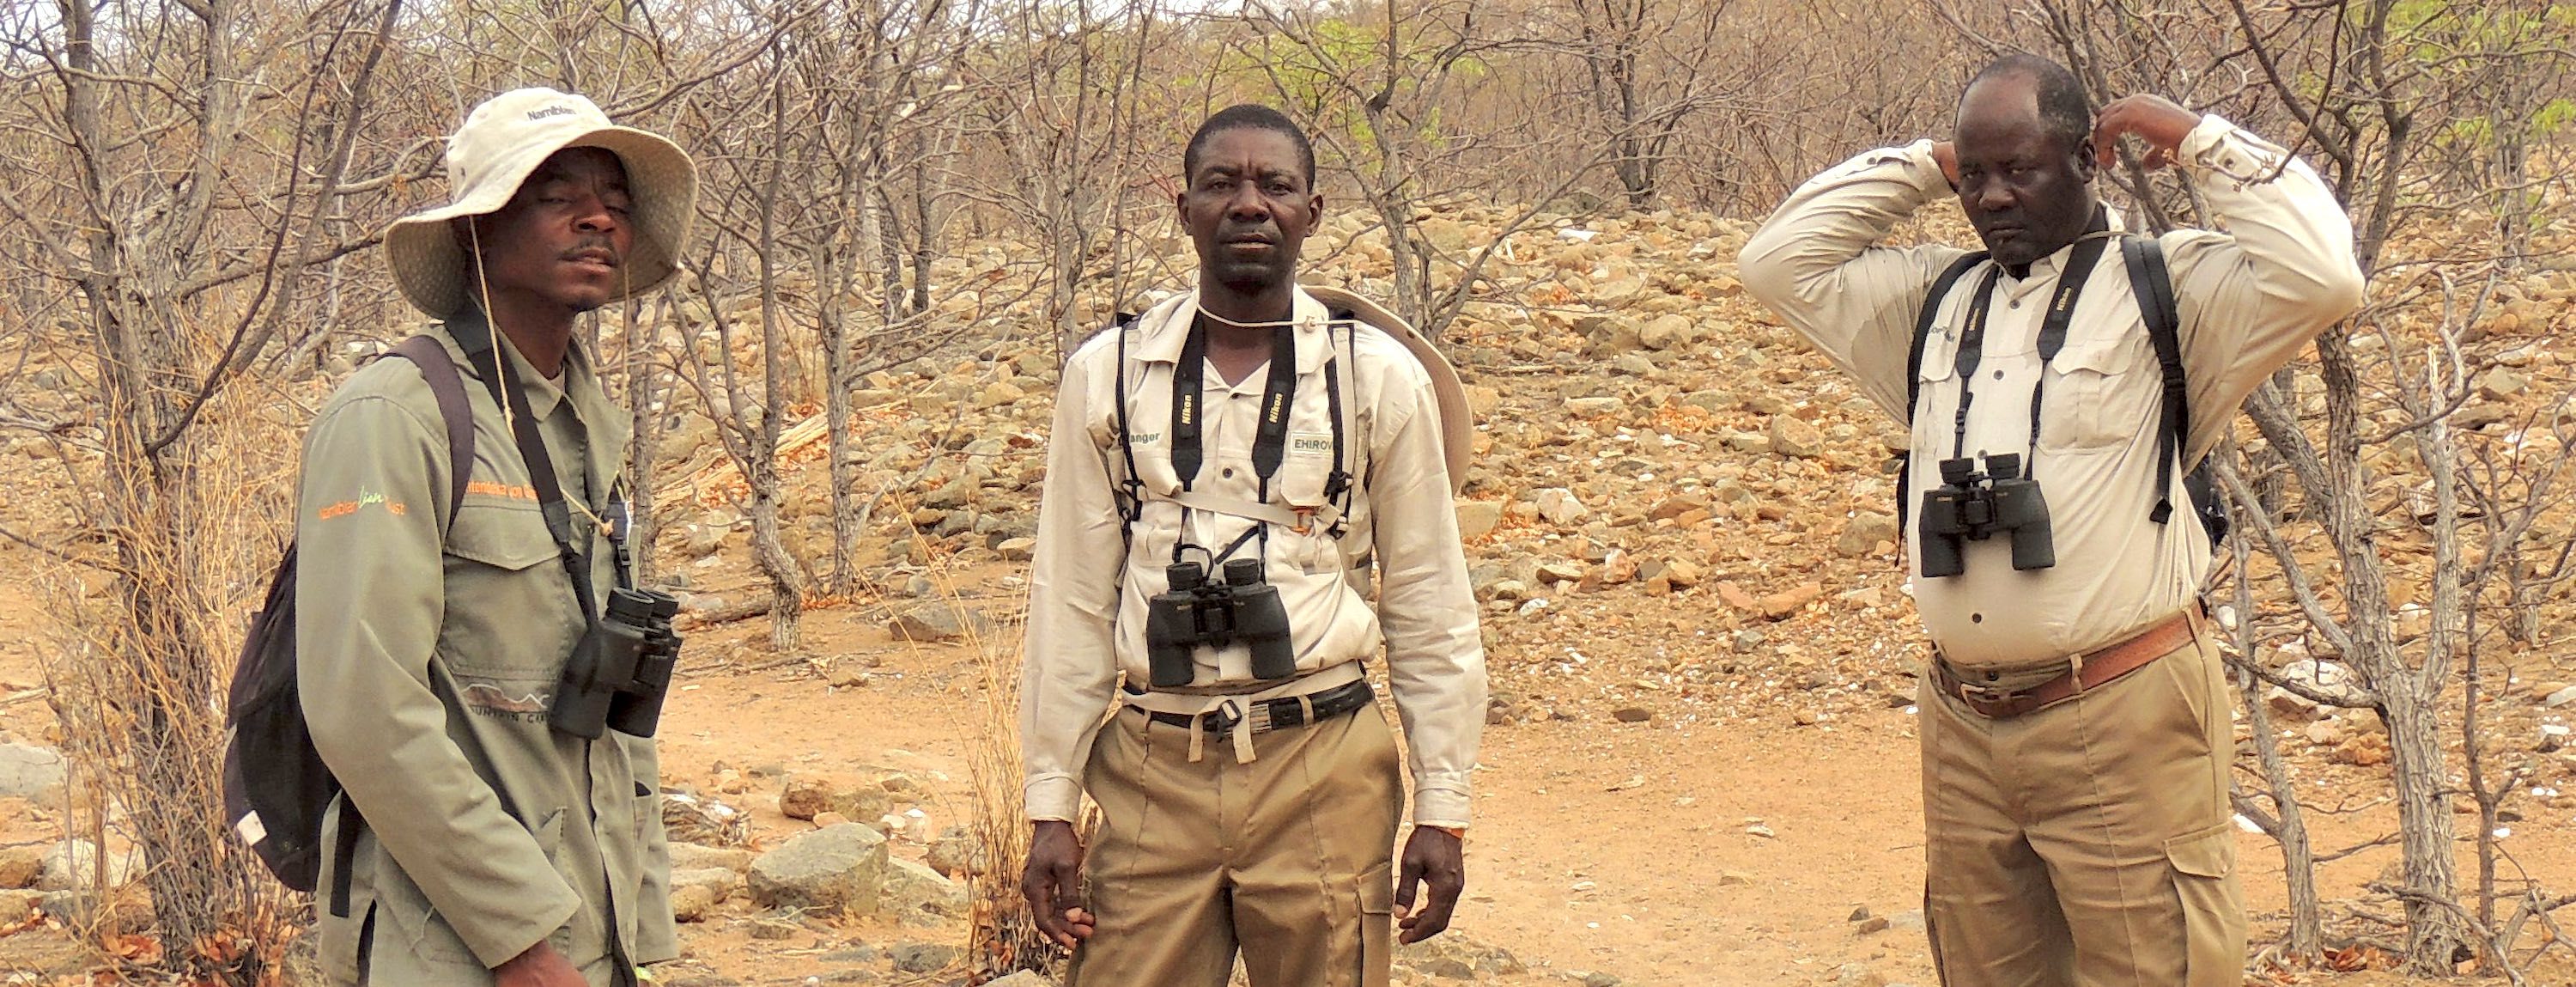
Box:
493 941 585 987
1929 141 1960 189
1021 820 1096 949
2093 94 2202 170
1394 826 1465 945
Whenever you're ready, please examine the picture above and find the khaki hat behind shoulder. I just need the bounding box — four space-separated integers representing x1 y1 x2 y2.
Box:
386 88 696 320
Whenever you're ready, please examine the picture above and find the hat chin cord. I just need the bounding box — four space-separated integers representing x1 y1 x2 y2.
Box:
464 222 616 539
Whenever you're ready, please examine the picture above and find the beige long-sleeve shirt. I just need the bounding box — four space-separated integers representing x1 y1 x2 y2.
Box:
1740 114 2364 667
1021 287 1486 827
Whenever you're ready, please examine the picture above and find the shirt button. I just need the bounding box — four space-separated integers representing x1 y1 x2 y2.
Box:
1993 370 2004 380
1222 467 1236 478
2009 300 2021 309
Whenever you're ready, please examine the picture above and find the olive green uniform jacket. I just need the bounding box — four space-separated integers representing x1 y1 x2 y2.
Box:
295 313 675 985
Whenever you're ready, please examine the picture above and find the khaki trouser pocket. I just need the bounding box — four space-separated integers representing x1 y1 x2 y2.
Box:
1358 860 1394 987
2165 821 2245 987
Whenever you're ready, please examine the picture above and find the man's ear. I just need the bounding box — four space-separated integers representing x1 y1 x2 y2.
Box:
2074 139 2099 182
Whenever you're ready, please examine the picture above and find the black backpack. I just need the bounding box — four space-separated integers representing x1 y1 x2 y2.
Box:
222 334 473 899
1897 235 2229 548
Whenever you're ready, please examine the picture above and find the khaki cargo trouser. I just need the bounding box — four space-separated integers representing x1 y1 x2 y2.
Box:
1917 623 2247 987
1066 700 1403 987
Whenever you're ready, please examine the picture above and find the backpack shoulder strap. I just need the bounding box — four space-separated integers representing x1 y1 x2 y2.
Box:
2123 235 2189 525
385 335 476 533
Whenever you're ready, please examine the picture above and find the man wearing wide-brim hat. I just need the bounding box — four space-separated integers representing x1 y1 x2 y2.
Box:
295 88 695 987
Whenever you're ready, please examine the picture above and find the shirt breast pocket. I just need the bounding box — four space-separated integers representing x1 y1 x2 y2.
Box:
440 500 574 676
2042 337 2150 453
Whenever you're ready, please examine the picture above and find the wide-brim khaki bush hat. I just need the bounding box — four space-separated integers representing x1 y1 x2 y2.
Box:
386 87 696 319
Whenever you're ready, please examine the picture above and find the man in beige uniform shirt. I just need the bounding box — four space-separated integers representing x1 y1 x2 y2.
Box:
1018 104 1486 986
1740 56 2362 984
297 89 696 986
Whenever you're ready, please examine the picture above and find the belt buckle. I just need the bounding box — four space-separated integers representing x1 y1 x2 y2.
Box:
1246 699 1275 734
1291 508 1317 535
1955 679 2013 707
1207 699 1245 734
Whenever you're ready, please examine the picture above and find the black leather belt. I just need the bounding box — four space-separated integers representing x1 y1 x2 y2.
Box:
1126 679 1375 734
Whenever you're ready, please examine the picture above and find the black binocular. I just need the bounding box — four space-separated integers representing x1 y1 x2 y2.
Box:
552 588 684 739
1144 557 1296 688
1918 453 2055 578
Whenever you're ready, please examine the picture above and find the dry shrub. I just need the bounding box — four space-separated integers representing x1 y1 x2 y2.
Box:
37 367 309 983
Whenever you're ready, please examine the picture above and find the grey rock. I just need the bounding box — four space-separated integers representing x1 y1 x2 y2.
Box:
888 605 996 643
2544 685 2576 709
39 839 136 891
0 744 66 800
747 823 888 916
1834 963 1889 987
880 856 968 923
926 825 985 877
38 889 100 927
1613 353 1658 376
889 942 960 974
984 973 1055 987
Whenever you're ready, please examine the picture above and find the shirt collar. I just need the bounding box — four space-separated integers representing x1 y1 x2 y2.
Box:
1132 286 1337 376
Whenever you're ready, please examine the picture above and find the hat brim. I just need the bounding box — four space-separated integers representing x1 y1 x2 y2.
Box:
386 125 697 319
1301 284 1477 493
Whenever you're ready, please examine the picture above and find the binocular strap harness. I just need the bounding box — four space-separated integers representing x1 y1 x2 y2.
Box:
1108 307 1364 763
1113 309 1361 561
1945 234 2111 480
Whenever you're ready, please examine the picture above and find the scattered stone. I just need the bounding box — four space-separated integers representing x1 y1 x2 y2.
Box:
1836 513 1899 557
1834 964 1889 987
0 847 41 889
887 605 995 643
1575 972 1622 987
1732 630 1765 654
670 868 738 922
1768 415 1825 458
1890 909 1927 932
1612 707 1655 724
1639 314 1695 350
781 777 834 820
747 823 889 917
985 974 1054 987
0 744 66 800
880 857 969 922
1455 500 1504 539
745 917 801 940
1613 353 1659 376
1718 871 1753 886
2330 733 2394 768
2544 685 2576 710
889 942 960 974
1792 710 1820 727
37 889 99 927
1564 397 1623 416
669 842 757 874
2478 366 2530 401
1716 582 1760 612
0 889 39 917
927 825 985 877
1759 582 1824 620
998 537 1037 562
976 381 1028 410
2305 720 2348 746
1856 915 1891 935
1534 488 1589 526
